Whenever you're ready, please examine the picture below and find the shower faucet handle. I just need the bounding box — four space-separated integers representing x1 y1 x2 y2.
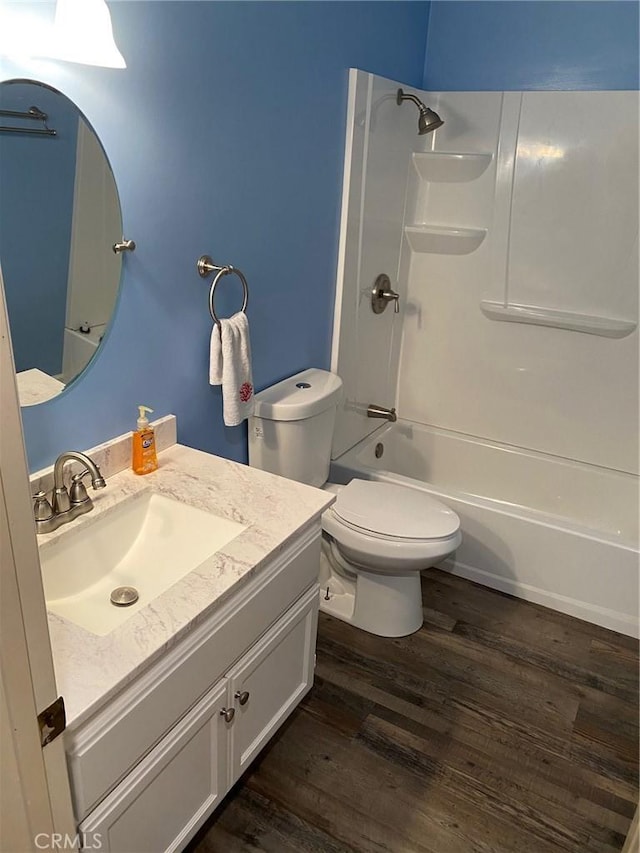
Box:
385 290 401 313
371 274 400 314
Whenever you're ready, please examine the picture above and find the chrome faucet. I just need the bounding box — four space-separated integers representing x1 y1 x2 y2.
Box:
33 451 106 534
367 404 397 423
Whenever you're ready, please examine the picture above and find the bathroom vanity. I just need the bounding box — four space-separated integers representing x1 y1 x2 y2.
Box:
33 420 333 852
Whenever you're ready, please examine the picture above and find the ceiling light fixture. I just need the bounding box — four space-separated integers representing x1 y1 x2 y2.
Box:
49 0 126 68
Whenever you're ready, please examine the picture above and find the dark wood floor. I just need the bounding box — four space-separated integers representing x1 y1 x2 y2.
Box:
188 569 639 853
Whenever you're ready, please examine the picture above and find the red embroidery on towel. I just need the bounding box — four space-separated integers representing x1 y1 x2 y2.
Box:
239 382 253 403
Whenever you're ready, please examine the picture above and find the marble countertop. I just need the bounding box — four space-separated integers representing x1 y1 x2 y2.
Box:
16 368 65 406
41 443 333 730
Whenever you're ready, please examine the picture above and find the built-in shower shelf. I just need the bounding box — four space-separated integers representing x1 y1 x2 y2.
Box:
405 225 487 255
412 152 493 183
480 301 637 338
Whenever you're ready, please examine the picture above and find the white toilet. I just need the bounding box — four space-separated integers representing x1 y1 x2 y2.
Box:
248 368 461 637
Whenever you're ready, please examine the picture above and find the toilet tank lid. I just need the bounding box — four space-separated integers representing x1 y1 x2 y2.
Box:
253 369 343 421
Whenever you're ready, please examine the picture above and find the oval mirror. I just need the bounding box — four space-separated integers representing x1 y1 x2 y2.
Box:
0 79 123 406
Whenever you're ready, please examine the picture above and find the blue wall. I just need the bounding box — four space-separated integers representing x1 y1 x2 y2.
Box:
0 81 78 375
424 1 639 91
6 0 636 472
2 1 430 471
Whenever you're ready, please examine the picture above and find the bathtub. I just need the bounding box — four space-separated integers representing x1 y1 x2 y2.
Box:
330 420 639 637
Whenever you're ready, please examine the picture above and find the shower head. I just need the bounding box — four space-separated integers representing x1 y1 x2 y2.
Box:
396 88 444 135
417 106 444 135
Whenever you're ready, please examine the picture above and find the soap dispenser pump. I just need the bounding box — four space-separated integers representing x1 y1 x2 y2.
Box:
132 405 158 475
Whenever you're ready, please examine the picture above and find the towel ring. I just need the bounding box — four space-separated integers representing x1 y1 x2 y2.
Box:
208 266 249 325
197 255 249 324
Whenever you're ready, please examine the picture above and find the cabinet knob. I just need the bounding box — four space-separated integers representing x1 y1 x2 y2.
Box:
234 690 250 706
220 707 235 723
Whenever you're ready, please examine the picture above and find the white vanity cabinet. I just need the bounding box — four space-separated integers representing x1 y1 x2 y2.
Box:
66 528 321 853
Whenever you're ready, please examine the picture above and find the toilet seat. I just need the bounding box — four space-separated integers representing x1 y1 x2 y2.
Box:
322 479 461 574
330 479 460 540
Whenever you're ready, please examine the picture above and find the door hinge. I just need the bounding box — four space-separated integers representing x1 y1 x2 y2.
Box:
38 696 66 747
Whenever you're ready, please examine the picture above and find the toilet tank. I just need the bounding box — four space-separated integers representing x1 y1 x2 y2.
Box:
248 368 343 487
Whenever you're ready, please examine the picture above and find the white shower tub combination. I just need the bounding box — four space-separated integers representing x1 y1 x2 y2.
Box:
330 421 639 637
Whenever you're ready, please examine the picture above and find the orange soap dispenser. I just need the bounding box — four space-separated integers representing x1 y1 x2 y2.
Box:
132 405 158 475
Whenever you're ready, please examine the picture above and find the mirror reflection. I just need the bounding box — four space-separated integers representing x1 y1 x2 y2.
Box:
0 79 122 406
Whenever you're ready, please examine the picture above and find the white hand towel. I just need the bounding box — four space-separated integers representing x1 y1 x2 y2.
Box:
209 312 254 426
209 323 223 385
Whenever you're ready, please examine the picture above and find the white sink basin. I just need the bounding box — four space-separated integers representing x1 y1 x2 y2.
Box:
39 491 246 636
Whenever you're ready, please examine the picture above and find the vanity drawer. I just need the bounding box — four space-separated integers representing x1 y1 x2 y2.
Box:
67 526 320 820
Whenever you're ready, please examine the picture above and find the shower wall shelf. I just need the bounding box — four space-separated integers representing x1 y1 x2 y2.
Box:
412 152 493 183
480 301 637 339
405 225 487 255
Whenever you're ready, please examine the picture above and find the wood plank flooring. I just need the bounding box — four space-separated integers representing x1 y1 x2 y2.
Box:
187 569 639 853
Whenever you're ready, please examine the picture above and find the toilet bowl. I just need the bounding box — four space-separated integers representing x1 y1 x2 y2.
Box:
319 480 461 636
248 368 462 637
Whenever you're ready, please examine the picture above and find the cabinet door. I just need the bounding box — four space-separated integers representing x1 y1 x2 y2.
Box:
228 587 318 781
78 680 230 853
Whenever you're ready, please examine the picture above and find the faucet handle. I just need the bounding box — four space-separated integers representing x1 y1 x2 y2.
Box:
371 274 401 315
383 290 400 313
33 491 54 521
70 469 91 504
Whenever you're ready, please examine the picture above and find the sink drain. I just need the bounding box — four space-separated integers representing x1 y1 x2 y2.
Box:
110 586 139 607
